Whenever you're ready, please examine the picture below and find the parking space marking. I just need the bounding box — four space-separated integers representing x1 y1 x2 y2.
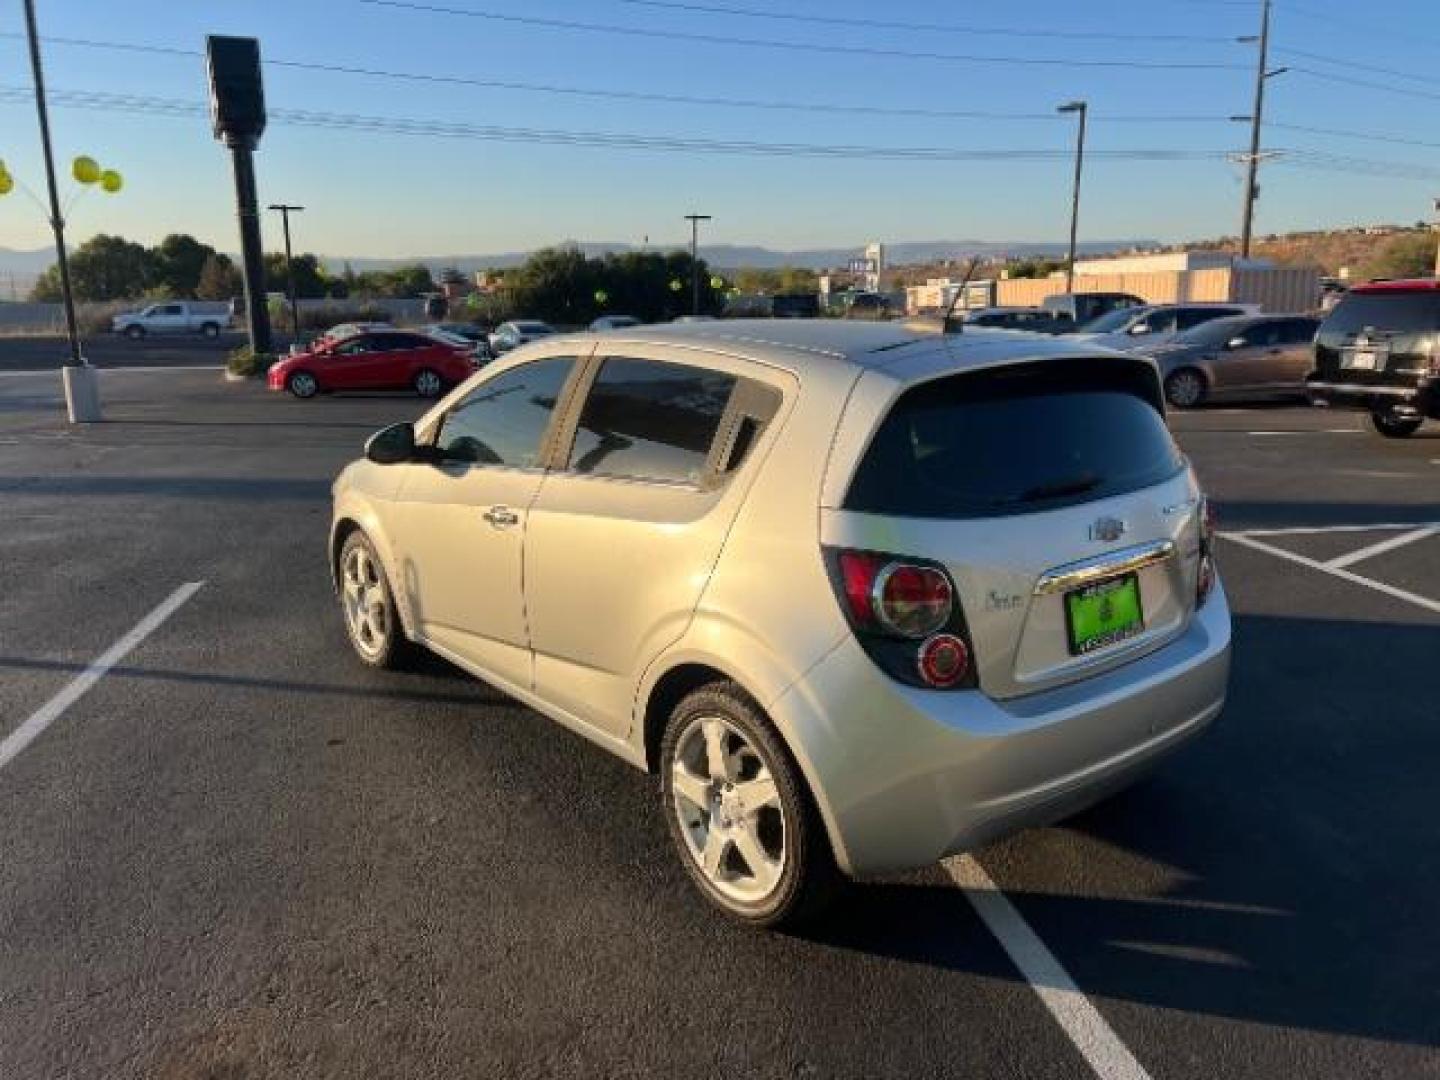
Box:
0 582 204 774
0 366 225 378
1221 532 1440 615
945 855 1152 1080
1231 522 1440 538
1244 429 1359 436
1326 525 1439 570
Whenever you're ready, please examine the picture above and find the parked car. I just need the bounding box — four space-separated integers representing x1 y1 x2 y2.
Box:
112 302 228 340
843 292 893 320
329 319 1230 926
426 323 493 360
489 320 556 354
1307 278 1440 438
1074 303 1257 352
1135 314 1320 408
267 329 476 399
961 306 1056 331
672 315 716 323
1041 291 1145 333
321 320 392 343
590 315 643 331
772 293 821 319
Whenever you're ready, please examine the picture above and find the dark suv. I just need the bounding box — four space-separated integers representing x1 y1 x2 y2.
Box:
1040 291 1146 334
1307 279 1440 438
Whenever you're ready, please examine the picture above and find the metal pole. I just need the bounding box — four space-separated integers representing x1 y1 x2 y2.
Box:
684 213 711 316
1240 0 1271 260
231 147 272 356
269 204 303 339
1433 198 1440 278
1058 101 1087 295
22 0 81 367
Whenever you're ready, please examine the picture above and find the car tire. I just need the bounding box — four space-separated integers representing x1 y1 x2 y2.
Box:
337 531 412 670
1164 368 1207 409
660 682 840 929
1368 411 1422 439
124 325 145 341
287 371 319 399
200 322 220 339
413 368 444 398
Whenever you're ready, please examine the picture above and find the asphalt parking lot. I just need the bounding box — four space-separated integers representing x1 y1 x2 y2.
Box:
1 362 1437 1079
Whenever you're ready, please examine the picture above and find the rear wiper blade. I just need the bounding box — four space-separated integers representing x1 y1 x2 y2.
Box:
1016 474 1101 503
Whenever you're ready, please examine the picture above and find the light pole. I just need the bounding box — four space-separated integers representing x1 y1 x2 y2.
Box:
1057 101 1087 295
684 213 711 316
1235 0 1287 259
268 203 304 338
1432 198 1440 278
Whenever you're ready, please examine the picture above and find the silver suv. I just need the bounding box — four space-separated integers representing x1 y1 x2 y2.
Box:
330 320 1231 926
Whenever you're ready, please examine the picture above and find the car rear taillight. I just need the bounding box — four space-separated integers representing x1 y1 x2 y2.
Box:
1196 496 1217 608
828 549 976 690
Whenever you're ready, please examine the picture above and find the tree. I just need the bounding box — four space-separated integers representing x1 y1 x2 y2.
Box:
1357 231 1437 282
263 252 327 298
153 233 217 297
387 263 436 298
195 253 243 300
29 234 157 301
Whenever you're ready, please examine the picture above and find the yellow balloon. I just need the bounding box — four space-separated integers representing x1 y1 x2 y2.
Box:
100 169 123 194
72 155 100 184
0 172 12 196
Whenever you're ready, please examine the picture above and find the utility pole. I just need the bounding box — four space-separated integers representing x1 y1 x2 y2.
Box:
23 0 100 420
1433 198 1440 278
1057 101 1087 295
684 213 711 316
1236 0 1287 260
268 204 304 339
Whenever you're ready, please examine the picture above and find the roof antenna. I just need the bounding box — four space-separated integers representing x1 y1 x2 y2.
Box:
941 256 983 335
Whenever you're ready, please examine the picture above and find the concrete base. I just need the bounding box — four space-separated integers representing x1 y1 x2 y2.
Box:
62 364 103 423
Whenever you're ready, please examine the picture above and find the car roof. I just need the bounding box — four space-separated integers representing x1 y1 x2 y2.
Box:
1352 278 1440 293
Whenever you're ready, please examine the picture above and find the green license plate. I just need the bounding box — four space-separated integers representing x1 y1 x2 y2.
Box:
1065 573 1144 656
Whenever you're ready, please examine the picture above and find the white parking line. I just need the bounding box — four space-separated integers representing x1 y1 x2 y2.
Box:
0 582 204 774
946 855 1152 1080
1326 525 1438 570
1221 533 1440 615
1231 522 1440 538
0 365 224 378
1245 429 1358 436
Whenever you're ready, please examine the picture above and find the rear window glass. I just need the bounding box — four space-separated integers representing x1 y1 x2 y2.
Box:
845 361 1183 519
1320 292 1440 338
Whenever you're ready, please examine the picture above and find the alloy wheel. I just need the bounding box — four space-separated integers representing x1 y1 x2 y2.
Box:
341 544 390 659
289 373 318 399
414 370 443 397
670 714 788 905
1166 370 1204 409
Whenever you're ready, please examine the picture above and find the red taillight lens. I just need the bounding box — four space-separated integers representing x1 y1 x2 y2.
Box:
838 551 881 625
874 563 953 639
918 634 970 688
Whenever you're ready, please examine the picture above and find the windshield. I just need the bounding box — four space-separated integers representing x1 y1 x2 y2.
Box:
1079 308 1145 334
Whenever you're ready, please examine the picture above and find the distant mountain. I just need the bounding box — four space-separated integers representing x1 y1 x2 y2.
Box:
324 238 1158 274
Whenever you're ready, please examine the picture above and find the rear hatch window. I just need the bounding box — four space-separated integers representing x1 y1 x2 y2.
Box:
844 359 1183 519
1315 290 1440 383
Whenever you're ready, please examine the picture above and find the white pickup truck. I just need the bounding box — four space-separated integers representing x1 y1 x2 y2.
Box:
112 302 229 340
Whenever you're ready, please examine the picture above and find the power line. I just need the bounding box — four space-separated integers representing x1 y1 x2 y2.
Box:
1267 120 1440 153
0 32 1234 124
1272 46 1440 89
5 85 1439 183
1275 1 1440 49
602 0 1240 43
352 0 1250 70
1288 65 1440 103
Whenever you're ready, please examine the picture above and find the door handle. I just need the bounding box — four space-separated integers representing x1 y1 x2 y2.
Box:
483 505 519 529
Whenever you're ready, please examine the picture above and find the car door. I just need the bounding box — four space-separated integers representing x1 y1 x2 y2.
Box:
1273 318 1321 392
1212 320 1282 394
524 351 785 737
323 334 397 389
385 355 582 689
154 303 186 334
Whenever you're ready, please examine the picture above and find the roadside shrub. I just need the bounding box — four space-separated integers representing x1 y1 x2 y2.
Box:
297 303 391 331
227 345 274 378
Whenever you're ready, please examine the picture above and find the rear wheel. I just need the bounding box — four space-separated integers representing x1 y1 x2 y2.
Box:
124 325 145 341
1368 410 1422 439
287 371 319 399
200 322 220 339
1163 368 1207 409
661 682 839 928
413 368 444 398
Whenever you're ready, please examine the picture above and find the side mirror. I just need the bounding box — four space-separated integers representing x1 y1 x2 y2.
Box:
365 422 417 465
1227 336 1247 350
1128 323 1151 335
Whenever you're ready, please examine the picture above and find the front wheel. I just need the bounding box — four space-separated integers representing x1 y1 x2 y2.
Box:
1164 368 1207 409
287 371 319 399
337 531 411 669
413 368 444 398
661 683 839 928
200 322 221 339
1369 410 1422 439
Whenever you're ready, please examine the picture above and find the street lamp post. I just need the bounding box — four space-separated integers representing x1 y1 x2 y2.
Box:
684 213 711 316
1057 100 1087 296
268 204 304 339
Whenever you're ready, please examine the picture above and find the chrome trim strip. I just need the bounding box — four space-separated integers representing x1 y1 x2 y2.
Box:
1307 382 1419 398
1034 539 1177 596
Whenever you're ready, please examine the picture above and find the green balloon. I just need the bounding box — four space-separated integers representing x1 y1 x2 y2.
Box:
72 156 100 184
100 169 123 194
669 279 683 292
710 276 725 290
0 171 12 197
594 289 609 305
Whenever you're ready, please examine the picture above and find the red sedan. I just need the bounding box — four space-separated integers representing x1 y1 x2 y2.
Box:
268 329 477 399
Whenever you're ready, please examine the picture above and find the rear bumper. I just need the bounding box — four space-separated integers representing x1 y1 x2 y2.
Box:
1306 377 1437 417
770 582 1231 878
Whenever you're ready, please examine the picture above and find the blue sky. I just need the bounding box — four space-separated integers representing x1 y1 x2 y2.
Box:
1 0 1437 260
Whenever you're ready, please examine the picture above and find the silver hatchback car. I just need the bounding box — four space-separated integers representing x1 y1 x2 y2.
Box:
330 320 1231 926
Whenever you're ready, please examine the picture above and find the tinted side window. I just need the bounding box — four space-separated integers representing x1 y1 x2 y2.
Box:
1177 308 1227 330
1279 319 1319 344
567 357 738 484
436 357 575 467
